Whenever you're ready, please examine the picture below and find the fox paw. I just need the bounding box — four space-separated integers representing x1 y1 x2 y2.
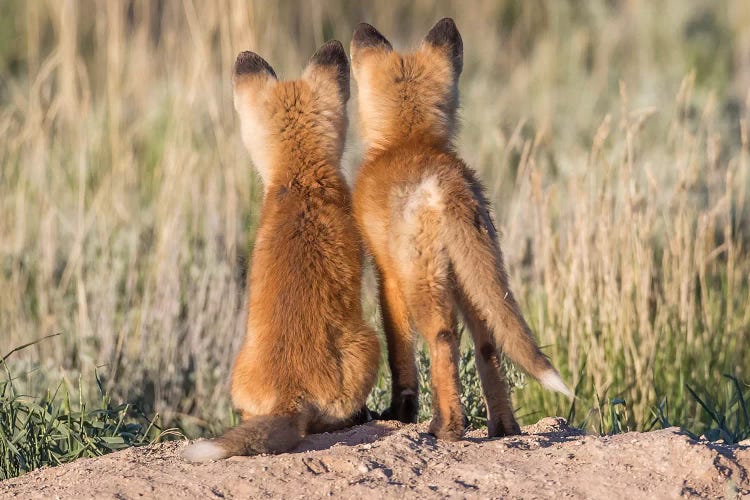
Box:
487 417 521 438
380 390 418 423
351 406 376 425
428 415 465 441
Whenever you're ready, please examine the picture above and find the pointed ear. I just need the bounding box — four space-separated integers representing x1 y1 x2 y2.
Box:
424 18 463 76
232 51 277 94
350 23 392 74
304 40 350 103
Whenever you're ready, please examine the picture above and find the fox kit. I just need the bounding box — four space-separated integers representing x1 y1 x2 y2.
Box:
183 40 380 462
350 19 572 440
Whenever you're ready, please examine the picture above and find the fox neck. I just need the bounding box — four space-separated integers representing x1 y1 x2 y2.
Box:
364 128 454 161
264 151 344 197
256 122 345 195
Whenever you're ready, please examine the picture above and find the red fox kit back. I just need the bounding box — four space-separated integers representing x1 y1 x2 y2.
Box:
183 40 380 462
350 19 572 440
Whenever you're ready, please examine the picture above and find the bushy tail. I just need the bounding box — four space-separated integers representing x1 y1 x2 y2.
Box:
182 413 306 463
439 181 573 399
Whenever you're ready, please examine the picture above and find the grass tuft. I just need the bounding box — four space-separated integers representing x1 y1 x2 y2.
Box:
0 343 177 480
685 375 750 444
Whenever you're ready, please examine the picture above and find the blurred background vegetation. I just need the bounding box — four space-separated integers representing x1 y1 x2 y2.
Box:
1 0 749 465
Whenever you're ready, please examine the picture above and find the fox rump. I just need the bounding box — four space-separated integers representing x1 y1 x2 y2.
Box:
183 40 380 462
350 19 572 440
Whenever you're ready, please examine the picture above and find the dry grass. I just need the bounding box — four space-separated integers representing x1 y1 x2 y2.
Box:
1 0 749 437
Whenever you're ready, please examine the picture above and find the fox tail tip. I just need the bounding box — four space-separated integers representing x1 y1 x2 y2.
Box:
540 369 575 399
182 440 228 463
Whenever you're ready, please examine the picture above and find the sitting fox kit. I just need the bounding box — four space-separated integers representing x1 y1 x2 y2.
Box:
183 40 380 462
350 19 572 440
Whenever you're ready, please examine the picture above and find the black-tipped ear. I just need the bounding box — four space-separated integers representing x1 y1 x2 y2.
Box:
234 51 277 79
351 23 392 51
309 40 350 101
425 18 463 75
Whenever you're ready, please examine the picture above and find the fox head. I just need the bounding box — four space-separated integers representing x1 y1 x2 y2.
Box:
350 18 463 154
232 40 350 186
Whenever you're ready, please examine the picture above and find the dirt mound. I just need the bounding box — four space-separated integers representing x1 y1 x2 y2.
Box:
2 418 748 499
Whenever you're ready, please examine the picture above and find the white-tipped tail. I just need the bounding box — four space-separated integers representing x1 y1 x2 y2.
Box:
539 370 575 399
182 440 228 463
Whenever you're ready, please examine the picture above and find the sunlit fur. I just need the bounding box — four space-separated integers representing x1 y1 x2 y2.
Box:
183 41 380 462
351 19 571 441
233 52 348 189
352 44 458 154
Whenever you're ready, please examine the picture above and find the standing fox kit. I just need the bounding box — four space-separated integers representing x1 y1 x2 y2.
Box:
183 40 380 462
351 19 572 440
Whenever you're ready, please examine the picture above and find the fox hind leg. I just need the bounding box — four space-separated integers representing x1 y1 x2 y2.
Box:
307 405 374 434
455 287 521 437
410 289 464 441
403 248 463 439
377 269 419 423
391 190 464 439
326 325 381 419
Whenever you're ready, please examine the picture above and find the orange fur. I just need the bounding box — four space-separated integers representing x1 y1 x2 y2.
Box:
351 19 572 440
183 41 380 462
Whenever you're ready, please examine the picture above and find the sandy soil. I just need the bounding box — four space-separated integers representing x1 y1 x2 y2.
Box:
1 417 748 499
